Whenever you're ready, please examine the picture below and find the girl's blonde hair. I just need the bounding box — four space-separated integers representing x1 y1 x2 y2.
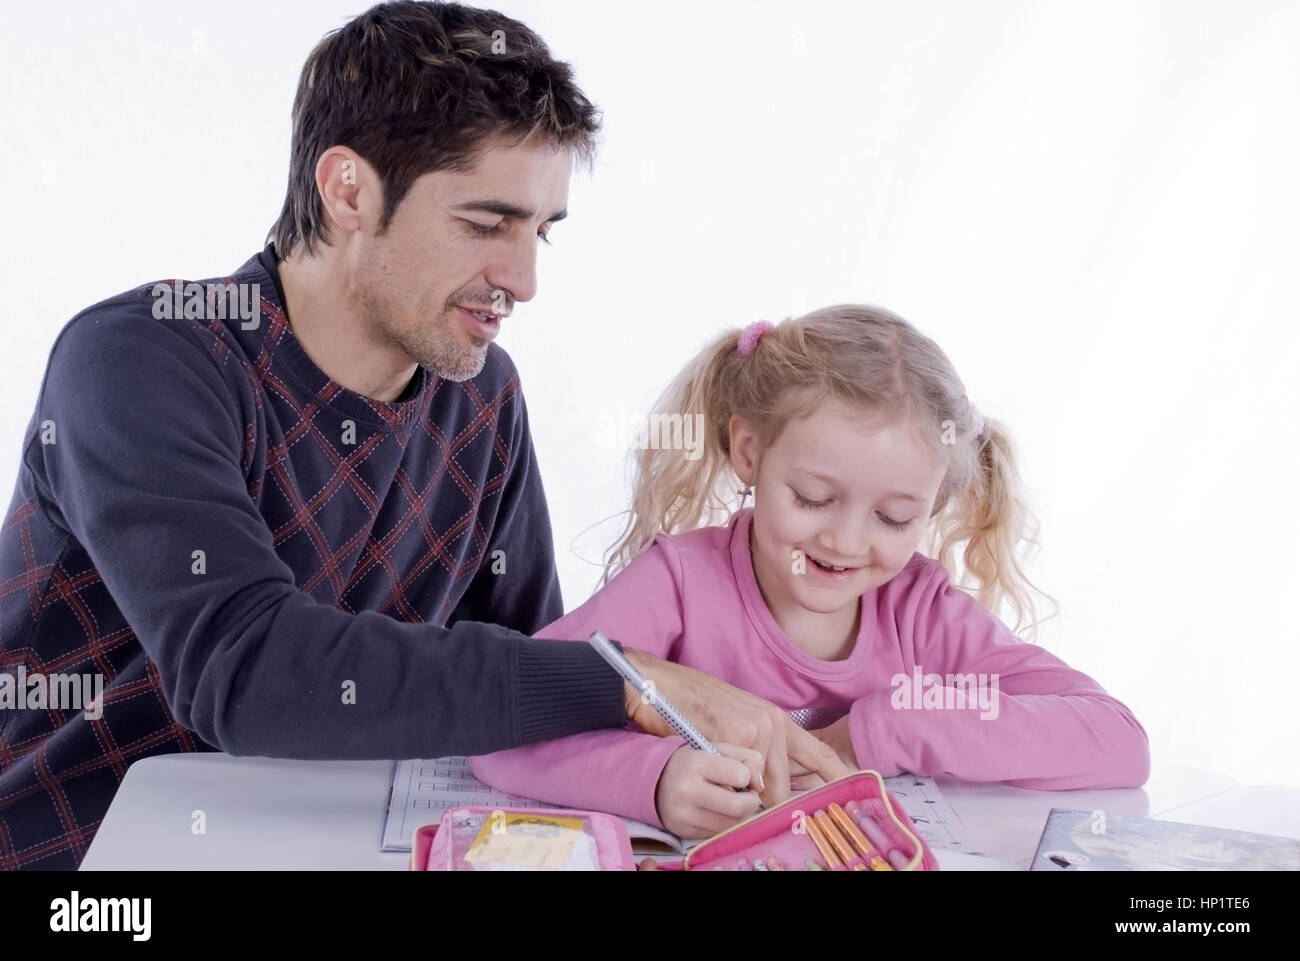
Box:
604 304 1056 638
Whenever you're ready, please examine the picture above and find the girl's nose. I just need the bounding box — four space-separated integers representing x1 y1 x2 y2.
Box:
821 513 872 565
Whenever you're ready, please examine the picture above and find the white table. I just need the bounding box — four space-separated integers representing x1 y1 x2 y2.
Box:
80 753 1288 870
931 765 1244 868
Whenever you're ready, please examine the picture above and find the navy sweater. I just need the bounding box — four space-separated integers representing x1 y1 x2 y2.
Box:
0 245 626 869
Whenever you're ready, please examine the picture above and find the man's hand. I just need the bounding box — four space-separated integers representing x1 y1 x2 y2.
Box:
621 648 852 807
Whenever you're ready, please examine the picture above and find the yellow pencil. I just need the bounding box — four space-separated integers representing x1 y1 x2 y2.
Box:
804 813 841 868
813 809 865 869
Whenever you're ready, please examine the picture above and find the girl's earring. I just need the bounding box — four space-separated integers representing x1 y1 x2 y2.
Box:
737 486 753 509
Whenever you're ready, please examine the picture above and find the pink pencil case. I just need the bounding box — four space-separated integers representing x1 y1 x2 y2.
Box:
679 769 940 871
411 806 637 871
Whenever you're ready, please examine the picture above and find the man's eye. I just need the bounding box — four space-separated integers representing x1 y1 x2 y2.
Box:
466 220 553 246
465 220 505 237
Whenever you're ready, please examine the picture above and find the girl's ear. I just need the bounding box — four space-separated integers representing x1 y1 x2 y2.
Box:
728 414 760 485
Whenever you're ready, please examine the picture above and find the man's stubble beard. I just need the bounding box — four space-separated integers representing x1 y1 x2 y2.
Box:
355 280 489 385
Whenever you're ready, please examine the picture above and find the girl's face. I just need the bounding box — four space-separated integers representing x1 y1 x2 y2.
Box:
730 398 949 622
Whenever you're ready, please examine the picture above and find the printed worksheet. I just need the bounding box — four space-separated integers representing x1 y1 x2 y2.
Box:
383 757 972 854
879 773 974 854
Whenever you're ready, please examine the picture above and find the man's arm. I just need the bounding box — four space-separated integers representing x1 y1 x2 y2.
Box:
31 308 625 759
470 540 688 826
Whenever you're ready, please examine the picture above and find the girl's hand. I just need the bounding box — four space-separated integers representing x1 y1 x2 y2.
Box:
809 715 858 772
789 770 827 792
787 716 859 790
622 649 850 805
655 743 765 839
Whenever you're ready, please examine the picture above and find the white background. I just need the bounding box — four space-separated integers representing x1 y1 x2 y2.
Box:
3 0 1297 788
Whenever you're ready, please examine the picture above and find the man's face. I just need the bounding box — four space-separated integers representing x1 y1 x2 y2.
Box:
350 136 573 382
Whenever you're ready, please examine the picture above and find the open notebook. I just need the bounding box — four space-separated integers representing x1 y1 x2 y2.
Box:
382 756 973 858
382 757 696 857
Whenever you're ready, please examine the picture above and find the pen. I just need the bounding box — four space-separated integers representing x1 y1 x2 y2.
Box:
828 803 891 871
845 800 902 870
587 631 764 805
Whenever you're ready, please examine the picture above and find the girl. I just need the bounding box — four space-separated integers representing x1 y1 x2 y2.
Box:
471 305 1149 840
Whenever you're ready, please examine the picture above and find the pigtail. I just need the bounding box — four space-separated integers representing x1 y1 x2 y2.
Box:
601 330 743 584
928 417 1058 639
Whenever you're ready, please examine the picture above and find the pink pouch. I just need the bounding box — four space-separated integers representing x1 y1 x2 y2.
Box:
682 770 940 871
410 806 637 871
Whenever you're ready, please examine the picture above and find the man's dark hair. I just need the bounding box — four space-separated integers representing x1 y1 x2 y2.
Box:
269 0 601 258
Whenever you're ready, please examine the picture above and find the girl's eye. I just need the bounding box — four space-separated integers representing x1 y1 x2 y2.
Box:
877 513 912 530
792 490 831 510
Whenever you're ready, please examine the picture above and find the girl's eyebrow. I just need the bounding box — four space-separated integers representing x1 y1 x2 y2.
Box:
792 467 839 486
793 467 922 503
887 492 925 503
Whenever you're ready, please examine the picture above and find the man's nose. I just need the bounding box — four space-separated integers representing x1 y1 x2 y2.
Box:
486 231 539 305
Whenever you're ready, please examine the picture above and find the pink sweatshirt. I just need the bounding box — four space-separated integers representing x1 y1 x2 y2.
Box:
470 509 1149 830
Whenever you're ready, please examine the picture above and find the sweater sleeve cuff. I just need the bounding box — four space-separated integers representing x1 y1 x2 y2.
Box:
515 638 628 744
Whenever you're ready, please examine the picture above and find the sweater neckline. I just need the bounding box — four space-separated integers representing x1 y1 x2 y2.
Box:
728 508 874 680
241 245 430 432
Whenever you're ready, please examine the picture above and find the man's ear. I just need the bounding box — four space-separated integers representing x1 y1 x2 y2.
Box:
728 414 759 486
314 145 375 240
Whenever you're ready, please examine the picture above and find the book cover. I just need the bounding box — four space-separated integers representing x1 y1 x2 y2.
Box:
1031 807 1300 871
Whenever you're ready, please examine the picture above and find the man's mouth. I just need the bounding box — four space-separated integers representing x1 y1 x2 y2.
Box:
461 305 505 322
456 305 505 340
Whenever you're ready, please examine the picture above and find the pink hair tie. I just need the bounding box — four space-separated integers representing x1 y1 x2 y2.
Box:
737 320 775 357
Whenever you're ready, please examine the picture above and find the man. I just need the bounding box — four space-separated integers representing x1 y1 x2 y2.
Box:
0 1 846 869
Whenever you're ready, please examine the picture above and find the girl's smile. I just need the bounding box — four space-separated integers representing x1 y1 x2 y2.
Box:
733 398 948 658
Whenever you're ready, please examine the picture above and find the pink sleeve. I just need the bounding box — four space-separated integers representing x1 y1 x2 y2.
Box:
848 564 1151 790
469 538 689 828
